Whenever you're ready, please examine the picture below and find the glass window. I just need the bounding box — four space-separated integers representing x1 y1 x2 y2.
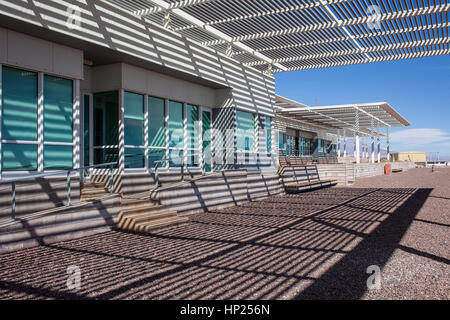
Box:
83 95 90 166
169 149 183 167
168 101 183 148
2 67 37 141
236 110 254 151
148 96 165 148
44 75 73 143
148 148 165 169
186 150 199 167
94 91 118 147
265 117 271 152
94 148 118 165
202 110 211 172
279 133 285 150
44 145 73 170
124 91 144 146
186 104 198 149
125 148 144 168
2 143 37 171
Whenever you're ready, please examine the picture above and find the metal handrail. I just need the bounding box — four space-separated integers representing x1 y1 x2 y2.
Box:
1 161 117 221
153 152 203 188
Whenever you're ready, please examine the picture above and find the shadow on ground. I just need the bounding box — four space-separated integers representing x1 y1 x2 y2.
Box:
0 187 436 299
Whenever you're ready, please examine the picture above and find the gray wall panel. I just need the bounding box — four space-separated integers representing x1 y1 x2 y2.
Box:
0 27 83 79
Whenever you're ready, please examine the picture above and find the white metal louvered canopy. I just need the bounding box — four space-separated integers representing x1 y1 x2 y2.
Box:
105 0 449 73
275 95 409 137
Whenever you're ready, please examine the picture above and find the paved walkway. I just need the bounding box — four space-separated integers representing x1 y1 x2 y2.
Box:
0 168 448 299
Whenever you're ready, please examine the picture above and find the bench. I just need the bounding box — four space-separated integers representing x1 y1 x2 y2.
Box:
283 165 338 193
391 168 403 173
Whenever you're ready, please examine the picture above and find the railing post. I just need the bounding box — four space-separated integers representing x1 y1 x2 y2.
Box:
201 157 205 176
181 159 185 182
67 170 71 207
109 164 114 195
154 164 159 189
109 165 114 195
11 182 16 221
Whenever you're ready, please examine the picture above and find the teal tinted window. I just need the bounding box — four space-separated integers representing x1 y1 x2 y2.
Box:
202 111 211 172
44 145 72 169
148 96 165 147
148 148 165 168
125 148 144 168
44 75 73 143
236 110 254 151
94 92 118 146
2 67 37 141
124 92 144 146
94 148 118 165
2 143 37 171
168 101 183 148
265 117 271 152
186 104 198 149
186 150 199 167
279 133 285 150
169 149 183 167
83 95 90 166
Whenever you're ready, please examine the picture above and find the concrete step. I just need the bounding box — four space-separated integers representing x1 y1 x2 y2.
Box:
81 188 109 195
135 216 189 233
80 194 111 202
118 210 177 230
118 204 164 218
81 182 106 188
120 197 153 206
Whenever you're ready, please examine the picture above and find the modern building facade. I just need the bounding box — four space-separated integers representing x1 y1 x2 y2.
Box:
0 0 446 180
0 1 280 180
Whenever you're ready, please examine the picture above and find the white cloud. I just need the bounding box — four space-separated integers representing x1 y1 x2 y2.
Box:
390 128 450 146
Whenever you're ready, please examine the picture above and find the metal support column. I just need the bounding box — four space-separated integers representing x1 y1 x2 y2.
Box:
377 123 381 163
386 127 390 161
355 108 360 164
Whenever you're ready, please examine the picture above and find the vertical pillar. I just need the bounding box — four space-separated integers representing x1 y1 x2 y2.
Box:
89 94 94 167
377 123 381 163
363 136 366 160
199 108 204 173
182 103 187 171
337 131 341 158
0 64 2 179
118 89 125 175
371 119 375 163
365 136 369 159
164 99 169 169
37 72 44 173
73 79 80 171
355 108 360 164
343 129 347 157
386 127 390 161
144 95 149 171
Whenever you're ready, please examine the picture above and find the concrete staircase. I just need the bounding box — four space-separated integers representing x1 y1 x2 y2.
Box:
117 195 188 233
80 181 110 201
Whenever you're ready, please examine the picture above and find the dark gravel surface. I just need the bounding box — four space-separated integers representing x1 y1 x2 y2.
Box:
0 168 448 299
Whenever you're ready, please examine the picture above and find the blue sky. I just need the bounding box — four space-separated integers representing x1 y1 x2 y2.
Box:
274 55 450 160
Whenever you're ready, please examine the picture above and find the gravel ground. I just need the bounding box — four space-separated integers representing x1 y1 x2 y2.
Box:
0 167 448 300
